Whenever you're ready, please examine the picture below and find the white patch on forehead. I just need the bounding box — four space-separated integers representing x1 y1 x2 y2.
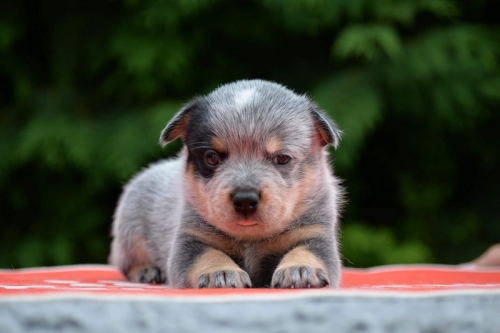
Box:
234 88 256 110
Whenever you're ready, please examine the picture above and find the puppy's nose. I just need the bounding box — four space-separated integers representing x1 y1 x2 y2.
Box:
232 191 260 215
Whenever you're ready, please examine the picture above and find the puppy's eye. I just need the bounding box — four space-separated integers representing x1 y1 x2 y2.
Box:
204 150 220 166
273 154 291 165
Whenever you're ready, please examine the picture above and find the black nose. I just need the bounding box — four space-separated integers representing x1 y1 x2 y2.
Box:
232 191 260 215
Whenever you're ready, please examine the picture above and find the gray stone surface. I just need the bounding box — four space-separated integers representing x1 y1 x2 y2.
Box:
1 292 499 333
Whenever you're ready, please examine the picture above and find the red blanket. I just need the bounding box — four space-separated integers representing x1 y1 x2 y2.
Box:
1 264 499 296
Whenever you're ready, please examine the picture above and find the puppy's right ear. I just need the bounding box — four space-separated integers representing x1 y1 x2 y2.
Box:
159 98 202 147
310 104 342 149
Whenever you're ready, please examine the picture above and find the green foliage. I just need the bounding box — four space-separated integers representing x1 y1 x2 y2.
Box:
333 24 403 60
1 0 499 268
342 223 433 267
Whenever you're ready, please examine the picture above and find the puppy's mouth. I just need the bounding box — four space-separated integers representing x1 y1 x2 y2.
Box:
235 220 259 227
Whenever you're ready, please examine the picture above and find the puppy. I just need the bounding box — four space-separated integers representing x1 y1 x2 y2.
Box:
109 79 343 288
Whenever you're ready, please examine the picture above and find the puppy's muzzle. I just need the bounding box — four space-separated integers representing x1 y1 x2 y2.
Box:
231 190 260 216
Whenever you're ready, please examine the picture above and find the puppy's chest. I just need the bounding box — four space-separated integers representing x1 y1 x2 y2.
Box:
235 242 283 288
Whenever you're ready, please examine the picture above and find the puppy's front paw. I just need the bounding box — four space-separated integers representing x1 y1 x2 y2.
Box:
132 266 166 284
197 269 252 288
271 266 329 289
186 247 252 288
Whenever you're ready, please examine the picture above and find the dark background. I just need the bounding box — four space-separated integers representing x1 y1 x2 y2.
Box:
1 0 499 268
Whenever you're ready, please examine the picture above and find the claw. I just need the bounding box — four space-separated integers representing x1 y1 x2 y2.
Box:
196 269 252 288
272 265 330 288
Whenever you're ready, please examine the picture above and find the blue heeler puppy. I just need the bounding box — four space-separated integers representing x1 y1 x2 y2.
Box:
109 79 343 288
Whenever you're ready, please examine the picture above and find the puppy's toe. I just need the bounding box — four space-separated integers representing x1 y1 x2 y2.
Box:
135 266 166 284
197 269 252 288
271 266 329 289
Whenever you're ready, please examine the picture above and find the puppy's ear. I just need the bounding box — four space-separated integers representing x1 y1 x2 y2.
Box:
159 98 202 147
310 105 342 148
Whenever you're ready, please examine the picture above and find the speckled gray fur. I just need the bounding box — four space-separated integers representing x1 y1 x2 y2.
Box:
109 79 344 288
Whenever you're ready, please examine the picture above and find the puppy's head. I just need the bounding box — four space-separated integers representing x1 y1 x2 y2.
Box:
160 80 341 240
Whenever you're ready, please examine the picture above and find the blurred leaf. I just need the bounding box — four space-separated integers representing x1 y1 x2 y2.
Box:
333 24 403 60
313 73 383 169
342 222 433 267
383 241 433 265
0 20 23 52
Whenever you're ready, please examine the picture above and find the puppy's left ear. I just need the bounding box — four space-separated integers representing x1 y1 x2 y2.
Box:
310 105 342 148
159 97 202 147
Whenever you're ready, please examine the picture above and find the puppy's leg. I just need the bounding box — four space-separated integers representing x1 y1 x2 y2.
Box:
189 248 252 288
169 234 251 288
110 234 166 284
271 235 340 289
